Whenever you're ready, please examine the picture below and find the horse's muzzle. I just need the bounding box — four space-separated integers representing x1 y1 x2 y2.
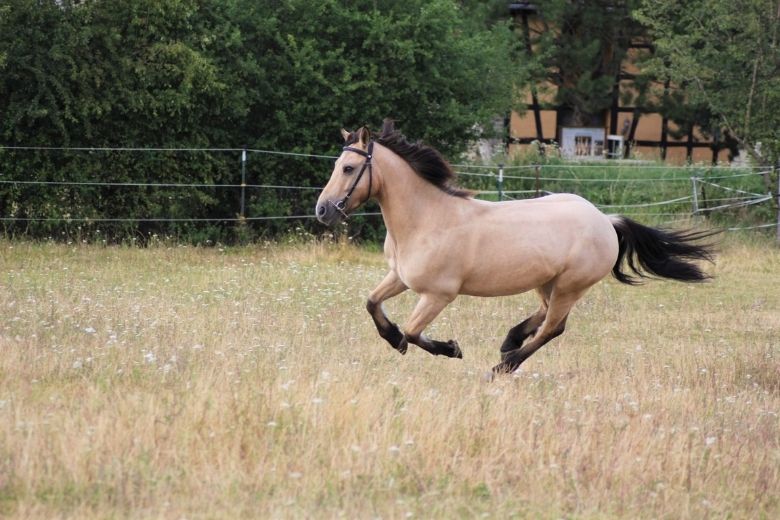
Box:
315 200 344 226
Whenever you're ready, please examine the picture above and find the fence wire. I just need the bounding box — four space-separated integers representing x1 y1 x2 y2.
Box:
0 145 776 232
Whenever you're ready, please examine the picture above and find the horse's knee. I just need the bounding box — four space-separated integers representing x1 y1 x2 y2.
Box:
366 299 378 315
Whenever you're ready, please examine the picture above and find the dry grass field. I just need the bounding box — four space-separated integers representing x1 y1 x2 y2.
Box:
1 237 778 519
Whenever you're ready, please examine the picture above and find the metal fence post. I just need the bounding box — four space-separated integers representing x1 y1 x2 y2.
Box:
535 165 541 197
774 164 780 244
497 163 504 201
240 146 247 223
699 177 709 217
691 176 699 214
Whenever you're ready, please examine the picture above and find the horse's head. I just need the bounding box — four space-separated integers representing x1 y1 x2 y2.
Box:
315 126 375 226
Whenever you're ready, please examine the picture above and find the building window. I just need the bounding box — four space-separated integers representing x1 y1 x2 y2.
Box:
561 127 606 159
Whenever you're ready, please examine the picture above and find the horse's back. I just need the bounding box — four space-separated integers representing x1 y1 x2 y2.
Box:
472 193 612 236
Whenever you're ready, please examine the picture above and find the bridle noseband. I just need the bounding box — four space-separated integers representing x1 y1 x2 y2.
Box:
330 140 374 219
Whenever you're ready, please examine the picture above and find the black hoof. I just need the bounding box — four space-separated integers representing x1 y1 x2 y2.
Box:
491 362 511 376
395 336 408 355
448 340 463 359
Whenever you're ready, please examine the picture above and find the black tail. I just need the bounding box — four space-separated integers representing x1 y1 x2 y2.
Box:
611 216 717 285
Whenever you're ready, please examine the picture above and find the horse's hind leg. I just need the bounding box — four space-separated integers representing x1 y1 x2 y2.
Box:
403 293 462 358
366 270 409 354
492 288 585 375
500 287 550 361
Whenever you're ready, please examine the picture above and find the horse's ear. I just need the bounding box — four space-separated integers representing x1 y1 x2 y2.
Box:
357 126 370 146
381 118 395 137
340 128 351 142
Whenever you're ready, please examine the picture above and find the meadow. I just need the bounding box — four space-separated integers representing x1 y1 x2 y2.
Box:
0 236 778 518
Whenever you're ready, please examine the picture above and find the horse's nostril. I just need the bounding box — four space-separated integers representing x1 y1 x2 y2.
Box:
317 205 326 217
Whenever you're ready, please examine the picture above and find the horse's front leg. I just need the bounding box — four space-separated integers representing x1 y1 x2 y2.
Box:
366 270 409 354
403 293 462 359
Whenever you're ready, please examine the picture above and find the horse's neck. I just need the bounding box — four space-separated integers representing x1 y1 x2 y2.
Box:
374 152 464 244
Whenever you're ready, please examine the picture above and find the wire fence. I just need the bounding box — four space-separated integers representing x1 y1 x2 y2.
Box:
0 145 777 235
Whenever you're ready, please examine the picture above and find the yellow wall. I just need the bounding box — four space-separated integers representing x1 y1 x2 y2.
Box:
541 111 557 140
510 110 557 141
634 113 663 141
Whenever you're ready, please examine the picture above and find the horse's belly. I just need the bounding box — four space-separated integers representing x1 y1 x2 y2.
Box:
458 260 557 297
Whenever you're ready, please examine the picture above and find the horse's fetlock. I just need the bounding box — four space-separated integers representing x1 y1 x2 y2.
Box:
380 322 401 339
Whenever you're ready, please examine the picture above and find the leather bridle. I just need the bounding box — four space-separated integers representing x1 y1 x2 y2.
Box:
330 140 374 219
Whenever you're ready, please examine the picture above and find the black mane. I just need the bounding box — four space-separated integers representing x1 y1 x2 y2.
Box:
346 120 472 198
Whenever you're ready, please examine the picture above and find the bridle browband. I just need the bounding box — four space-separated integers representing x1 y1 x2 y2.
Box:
330 140 374 219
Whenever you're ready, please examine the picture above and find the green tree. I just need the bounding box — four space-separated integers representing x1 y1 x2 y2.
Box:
237 0 515 155
514 0 647 126
0 0 244 242
635 0 780 166
238 0 517 237
0 0 517 242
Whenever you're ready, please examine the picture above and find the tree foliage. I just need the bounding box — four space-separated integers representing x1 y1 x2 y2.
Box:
0 0 516 242
636 0 780 166
515 0 647 126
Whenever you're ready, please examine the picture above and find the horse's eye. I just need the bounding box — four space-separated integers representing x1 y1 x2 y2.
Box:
343 165 354 175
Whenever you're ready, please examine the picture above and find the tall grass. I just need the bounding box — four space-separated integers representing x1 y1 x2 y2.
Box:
0 239 778 518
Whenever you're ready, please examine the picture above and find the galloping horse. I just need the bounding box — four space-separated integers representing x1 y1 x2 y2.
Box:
315 120 714 377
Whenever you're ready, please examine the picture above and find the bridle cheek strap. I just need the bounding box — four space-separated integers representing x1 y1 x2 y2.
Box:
331 140 374 219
